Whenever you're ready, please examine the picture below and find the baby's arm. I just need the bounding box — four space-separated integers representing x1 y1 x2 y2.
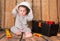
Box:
12 4 20 17
26 9 33 21
12 7 17 17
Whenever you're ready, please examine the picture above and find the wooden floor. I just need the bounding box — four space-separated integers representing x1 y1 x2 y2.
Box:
0 33 60 41
0 36 60 41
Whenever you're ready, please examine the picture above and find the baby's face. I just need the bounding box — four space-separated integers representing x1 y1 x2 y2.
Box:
17 7 27 16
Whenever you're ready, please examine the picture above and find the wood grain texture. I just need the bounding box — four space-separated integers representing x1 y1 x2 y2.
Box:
49 0 58 24
58 0 60 32
4 0 16 28
42 0 50 21
0 0 5 28
33 0 42 20
17 0 24 4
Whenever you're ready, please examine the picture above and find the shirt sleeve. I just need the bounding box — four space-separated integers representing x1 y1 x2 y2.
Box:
26 9 33 21
12 7 17 17
12 4 20 17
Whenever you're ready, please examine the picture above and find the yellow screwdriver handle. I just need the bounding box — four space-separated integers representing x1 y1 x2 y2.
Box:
5 29 12 39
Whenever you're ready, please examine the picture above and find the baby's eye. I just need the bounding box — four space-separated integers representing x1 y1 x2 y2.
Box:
20 10 22 11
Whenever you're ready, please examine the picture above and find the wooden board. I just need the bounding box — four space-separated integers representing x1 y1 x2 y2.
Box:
25 0 32 8
58 0 60 32
49 36 60 41
49 0 58 24
17 0 24 4
0 0 1 27
0 35 60 41
58 0 60 22
42 0 49 21
0 0 5 28
17 0 33 8
4 0 16 28
33 0 42 20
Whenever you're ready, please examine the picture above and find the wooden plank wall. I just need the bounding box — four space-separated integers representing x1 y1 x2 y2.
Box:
42 0 50 21
0 0 60 31
4 0 16 28
32 0 42 20
17 0 32 8
58 0 60 32
0 0 1 27
0 0 16 28
0 0 5 28
49 0 58 24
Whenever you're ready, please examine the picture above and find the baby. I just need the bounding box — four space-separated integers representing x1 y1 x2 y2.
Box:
10 2 33 38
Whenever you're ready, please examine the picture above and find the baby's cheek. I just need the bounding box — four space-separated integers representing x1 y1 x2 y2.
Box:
21 13 26 16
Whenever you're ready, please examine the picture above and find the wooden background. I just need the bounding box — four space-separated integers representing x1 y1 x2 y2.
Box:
0 0 60 32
